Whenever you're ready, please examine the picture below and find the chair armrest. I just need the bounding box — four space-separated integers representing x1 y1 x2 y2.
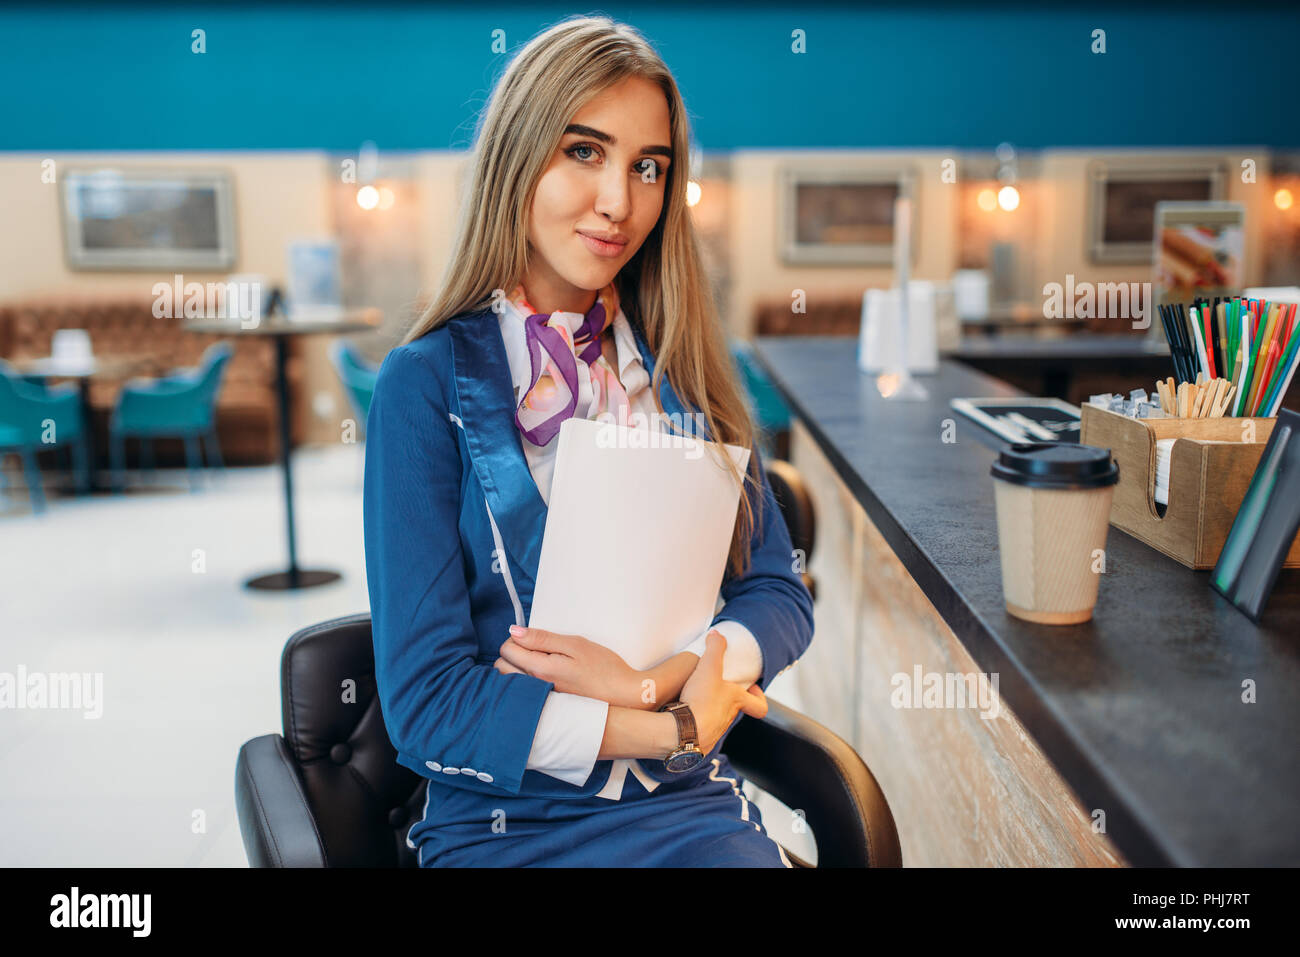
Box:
722 698 902 867
235 734 328 867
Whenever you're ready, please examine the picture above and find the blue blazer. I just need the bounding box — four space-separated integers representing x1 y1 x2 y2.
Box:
362 306 815 800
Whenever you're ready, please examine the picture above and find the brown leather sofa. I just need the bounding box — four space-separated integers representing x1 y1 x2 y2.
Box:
0 298 300 465
752 297 864 337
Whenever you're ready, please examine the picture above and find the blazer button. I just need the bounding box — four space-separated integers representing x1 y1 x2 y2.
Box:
476 771 494 783
459 767 477 775
425 761 442 772
441 766 461 775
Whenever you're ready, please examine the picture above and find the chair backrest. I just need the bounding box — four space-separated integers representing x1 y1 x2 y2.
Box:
731 342 791 432
275 613 426 867
0 358 44 410
329 340 379 423
194 341 234 400
766 458 817 598
0 358 63 441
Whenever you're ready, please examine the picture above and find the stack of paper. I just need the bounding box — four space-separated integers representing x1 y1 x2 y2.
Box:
528 417 751 672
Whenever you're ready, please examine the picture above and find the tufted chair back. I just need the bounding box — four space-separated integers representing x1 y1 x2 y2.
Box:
248 613 426 867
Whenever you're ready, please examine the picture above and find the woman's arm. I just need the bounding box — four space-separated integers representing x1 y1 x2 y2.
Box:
597 631 768 760
597 706 680 761
498 622 760 710
364 344 556 797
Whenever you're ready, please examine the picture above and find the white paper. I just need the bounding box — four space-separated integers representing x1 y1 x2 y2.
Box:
527 417 751 672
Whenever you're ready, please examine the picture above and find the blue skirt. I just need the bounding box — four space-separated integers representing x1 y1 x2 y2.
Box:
408 754 794 868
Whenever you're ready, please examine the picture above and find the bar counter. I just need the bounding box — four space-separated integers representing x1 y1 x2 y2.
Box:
754 335 1300 867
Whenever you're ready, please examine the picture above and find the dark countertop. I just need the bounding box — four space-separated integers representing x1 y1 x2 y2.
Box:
754 335 1300 868
945 332 1172 361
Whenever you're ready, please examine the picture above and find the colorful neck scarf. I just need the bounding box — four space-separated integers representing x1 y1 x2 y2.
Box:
507 282 630 447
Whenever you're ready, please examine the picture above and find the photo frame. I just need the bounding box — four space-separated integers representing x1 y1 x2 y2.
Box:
60 168 237 270
1152 200 1245 307
1087 159 1224 265
779 167 915 265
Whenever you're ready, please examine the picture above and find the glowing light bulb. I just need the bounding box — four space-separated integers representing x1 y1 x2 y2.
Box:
1275 188 1294 211
356 185 379 210
686 180 702 206
977 188 998 212
997 185 1020 211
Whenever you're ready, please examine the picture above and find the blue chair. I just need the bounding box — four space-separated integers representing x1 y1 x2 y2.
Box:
329 340 380 430
109 342 233 493
0 359 90 512
731 341 791 460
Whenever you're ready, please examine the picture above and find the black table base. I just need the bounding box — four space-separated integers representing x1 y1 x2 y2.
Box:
244 568 341 591
245 334 342 591
181 310 380 593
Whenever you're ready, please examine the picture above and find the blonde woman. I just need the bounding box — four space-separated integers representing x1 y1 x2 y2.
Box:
363 15 814 867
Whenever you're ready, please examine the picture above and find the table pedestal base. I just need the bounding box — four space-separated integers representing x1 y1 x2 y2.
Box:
244 568 341 591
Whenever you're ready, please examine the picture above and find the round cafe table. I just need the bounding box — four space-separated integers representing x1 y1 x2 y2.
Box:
183 309 381 591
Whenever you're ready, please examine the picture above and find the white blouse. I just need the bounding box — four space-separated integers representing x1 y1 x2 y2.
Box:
494 296 763 796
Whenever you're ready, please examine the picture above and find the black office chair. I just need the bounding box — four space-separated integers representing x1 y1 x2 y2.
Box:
235 461 900 868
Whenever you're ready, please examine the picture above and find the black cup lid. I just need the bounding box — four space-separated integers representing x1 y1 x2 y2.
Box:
990 441 1119 490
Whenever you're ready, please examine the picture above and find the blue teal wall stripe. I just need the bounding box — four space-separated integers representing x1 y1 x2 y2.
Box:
1 3 1294 151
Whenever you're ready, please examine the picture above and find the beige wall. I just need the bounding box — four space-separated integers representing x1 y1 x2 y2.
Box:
0 152 332 301
412 152 471 304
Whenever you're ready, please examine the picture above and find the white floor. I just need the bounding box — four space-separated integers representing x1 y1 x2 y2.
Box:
0 445 811 867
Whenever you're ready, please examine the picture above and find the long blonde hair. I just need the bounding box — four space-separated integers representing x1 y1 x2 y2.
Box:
402 15 762 577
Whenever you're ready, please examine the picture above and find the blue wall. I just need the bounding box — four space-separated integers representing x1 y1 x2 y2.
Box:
2 2 1295 151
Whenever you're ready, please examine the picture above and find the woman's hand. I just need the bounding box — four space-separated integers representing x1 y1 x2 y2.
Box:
494 625 652 711
679 630 768 756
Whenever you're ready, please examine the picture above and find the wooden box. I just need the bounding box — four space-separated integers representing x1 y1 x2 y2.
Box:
1079 404 1300 569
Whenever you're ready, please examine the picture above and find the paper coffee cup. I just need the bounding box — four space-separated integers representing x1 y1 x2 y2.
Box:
991 442 1119 625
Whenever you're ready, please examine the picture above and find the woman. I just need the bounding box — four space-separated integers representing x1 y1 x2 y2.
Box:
363 15 814 867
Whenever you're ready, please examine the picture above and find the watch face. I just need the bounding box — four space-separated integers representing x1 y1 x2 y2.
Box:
665 749 703 773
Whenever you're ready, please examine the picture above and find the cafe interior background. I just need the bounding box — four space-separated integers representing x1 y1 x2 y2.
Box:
1 3 1297 867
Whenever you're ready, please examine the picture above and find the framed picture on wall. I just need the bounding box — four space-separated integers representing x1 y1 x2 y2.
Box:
60 168 237 270
779 167 915 265
1087 159 1225 265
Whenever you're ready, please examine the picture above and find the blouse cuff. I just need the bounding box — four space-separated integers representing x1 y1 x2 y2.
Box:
524 691 610 787
682 619 764 686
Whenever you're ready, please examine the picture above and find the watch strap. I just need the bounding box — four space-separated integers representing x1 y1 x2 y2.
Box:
660 701 699 750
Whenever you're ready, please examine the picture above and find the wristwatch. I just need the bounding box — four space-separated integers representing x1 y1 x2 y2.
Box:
659 701 705 772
